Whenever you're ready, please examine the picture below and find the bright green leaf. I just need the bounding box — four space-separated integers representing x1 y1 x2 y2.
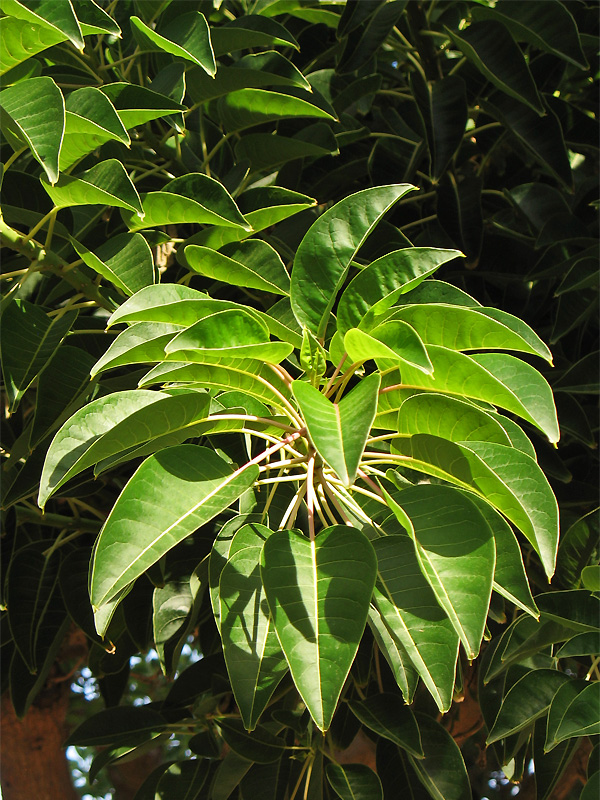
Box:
185 241 290 296
130 12 215 75
337 247 462 336
0 17 66 74
292 373 380 486
344 322 433 374
0 0 84 49
214 88 335 133
90 445 259 610
0 75 64 183
291 184 416 338
42 158 143 214
100 82 185 129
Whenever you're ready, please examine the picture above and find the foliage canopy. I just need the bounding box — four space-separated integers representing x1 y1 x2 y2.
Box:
0 1 598 799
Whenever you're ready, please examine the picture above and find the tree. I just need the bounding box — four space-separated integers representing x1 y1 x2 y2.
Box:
1 1 598 799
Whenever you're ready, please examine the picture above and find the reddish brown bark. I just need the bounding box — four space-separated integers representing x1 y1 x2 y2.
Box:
0 683 78 800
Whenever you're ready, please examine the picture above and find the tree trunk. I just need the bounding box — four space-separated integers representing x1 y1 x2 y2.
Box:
0 683 78 800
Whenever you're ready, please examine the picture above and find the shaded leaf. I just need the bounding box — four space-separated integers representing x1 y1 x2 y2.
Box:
410 713 471 800
218 718 286 764
72 232 154 295
384 485 495 659
66 706 167 746
214 88 335 134
1 301 76 413
210 15 299 57
349 694 423 758
446 20 543 115
219 523 288 730
373 536 459 712
100 82 185 129
487 670 570 744
367 605 419 704
326 763 383 800
262 526 377 731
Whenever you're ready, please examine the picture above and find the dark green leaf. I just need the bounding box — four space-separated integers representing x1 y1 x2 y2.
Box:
218 719 286 764
410 713 471 800
349 694 423 758
66 706 167 746
262 526 377 731
72 232 154 295
326 763 383 800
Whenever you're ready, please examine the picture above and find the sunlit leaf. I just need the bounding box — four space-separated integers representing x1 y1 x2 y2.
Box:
42 158 143 214
185 241 290 296
90 445 259 611
131 12 215 75
291 184 416 339
72 232 154 295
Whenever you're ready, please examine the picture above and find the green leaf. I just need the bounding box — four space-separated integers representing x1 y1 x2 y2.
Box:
487 670 571 744
550 682 599 743
0 17 66 74
446 20 544 115
30 344 96 448
326 763 383 800
344 322 433 374
397 393 513 446
122 173 250 232
412 74 467 180
463 495 538 618
185 240 290 296
582 565 600 591
165 308 293 365
5 541 59 671
391 436 559 579
153 562 205 677
0 0 84 49
210 15 299 57
234 130 337 172
42 159 143 214
472 1 587 70
91 322 182 376
139 359 292 415
536 590 600 633
389 305 553 362
90 445 259 610
60 86 130 170
544 679 589 752
130 12 215 75
292 374 380 486
217 719 286 764
72 232 154 295
410 713 471 800
349 694 423 758
367 606 418 704
219 535 288 729
483 93 572 189
300 328 327 382
582 772 600 800
72 0 121 36
373 536 460 712
1 301 76 413
0 75 64 183
337 248 462 335
397 347 559 443
210 514 263 634
213 88 335 133
291 184 416 339
188 186 316 250
39 389 209 506
337 0 406 74
261 526 377 731
384 485 495 659
65 706 167 746
100 82 185 129
186 51 310 104
556 509 599 590
556 631 600 659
